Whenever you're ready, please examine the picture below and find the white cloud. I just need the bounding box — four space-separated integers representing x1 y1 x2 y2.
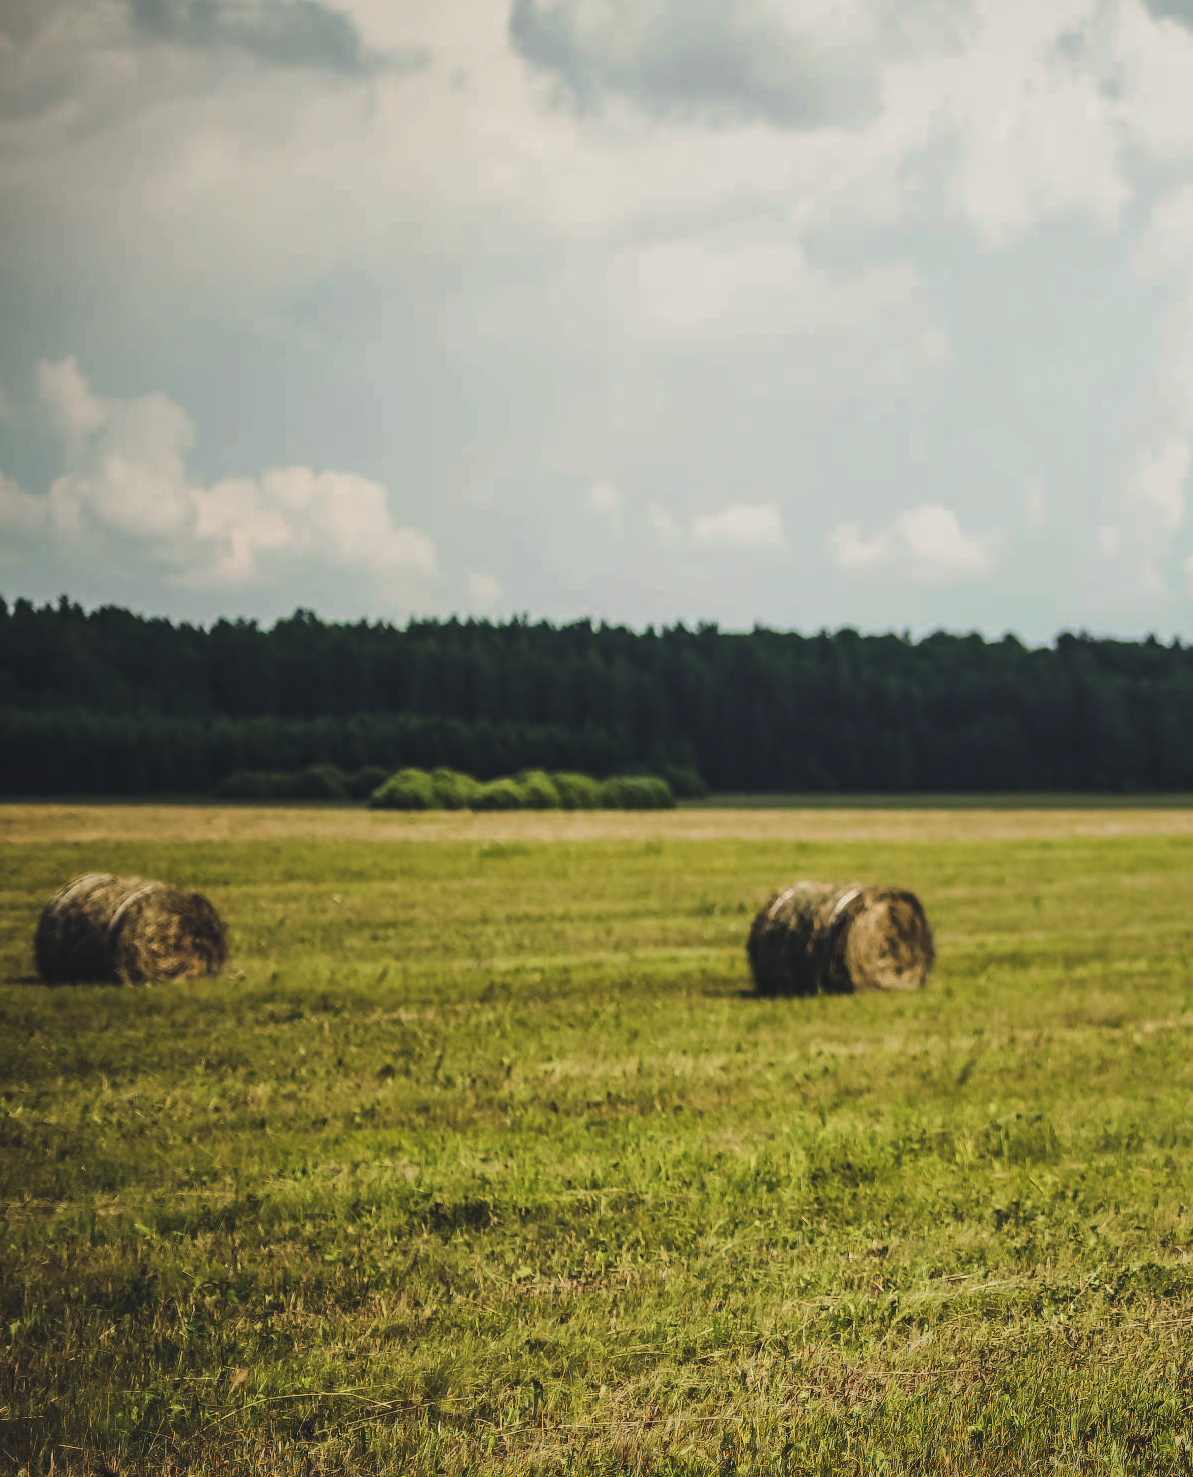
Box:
1086 434 1190 609
692 501 784 552
1135 185 1193 279
589 480 623 514
0 469 47 555
190 468 436 585
1136 201 1193 423
829 523 887 571
865 0 1131 249
1024 479 1045 530
39 362 198 543
37 354 107 443
1 356 436 591
1117 0 1193 163
608 234 921 344
918 326 951 370
647 503 679 545
1131 435 1190 532
830 503 995 581
466 571 503 607
1092 434 1189 598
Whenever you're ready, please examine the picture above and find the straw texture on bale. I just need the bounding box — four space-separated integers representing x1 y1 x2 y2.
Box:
34 873 228 985
747 881 934 997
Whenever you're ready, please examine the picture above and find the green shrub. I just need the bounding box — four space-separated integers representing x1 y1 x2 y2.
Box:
600 775 676 810
551 771 603 809
638 776 677 809
282 763 349 800
599 776 629 809
344 764 390 800
211 769 287 801
515 769 562 809
430 767 483 810
659 763 709 800
474 777 526 811
368 767 437 810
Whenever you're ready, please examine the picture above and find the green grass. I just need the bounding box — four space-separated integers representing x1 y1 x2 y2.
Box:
692 792 1193 810
5 810 1193 1474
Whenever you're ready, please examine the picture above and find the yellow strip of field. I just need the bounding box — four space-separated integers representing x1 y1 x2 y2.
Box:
4 800 1193 844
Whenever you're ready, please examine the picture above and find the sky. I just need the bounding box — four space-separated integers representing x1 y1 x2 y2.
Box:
4 0 1193 642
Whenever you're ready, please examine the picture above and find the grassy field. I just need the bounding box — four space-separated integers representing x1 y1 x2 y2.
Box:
4 803 1193 1475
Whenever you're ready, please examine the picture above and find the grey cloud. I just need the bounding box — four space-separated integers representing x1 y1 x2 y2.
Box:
509 0 974 130
0 0 56 46
0 1 113 121
509 0 876 129
127 0 428 76
1142 0 1193 25
0 0 427 125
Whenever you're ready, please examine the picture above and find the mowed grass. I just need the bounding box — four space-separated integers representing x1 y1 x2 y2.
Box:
4 807 1193 1475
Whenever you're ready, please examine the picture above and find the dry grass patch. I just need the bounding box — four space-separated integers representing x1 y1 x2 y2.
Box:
6 800 1193 846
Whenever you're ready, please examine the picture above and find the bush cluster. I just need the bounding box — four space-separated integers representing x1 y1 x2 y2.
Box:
211 763 677 810
368 767 675 812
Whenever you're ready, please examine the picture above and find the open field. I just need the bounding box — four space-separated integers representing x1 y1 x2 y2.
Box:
4 804 1193 1474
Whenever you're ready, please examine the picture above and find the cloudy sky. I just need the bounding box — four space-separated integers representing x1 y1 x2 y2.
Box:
4 0 1193 641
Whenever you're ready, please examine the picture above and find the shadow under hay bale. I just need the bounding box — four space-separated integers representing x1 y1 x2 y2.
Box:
747 881 934 998
34 873 229 985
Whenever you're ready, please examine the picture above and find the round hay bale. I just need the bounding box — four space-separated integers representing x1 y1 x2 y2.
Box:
747 880 934 998
34 873 229 985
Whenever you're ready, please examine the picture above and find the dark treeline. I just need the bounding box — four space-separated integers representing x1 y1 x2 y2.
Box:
3 594 1193 795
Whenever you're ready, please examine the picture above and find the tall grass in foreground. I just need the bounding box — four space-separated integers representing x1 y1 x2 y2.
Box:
4 811 1193 1473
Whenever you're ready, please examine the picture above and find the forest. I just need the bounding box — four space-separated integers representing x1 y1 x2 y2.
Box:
2 594 1192 796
